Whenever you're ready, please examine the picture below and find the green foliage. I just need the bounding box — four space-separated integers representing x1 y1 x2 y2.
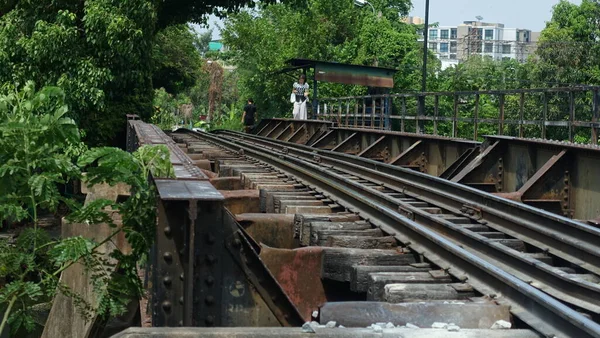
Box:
0 81 82 224
209 103 244 131
220 0 420 116
532 0 600 86
0 0 258 146
151 88 179 130
153 24 204 94
0 84 173 335
0 1 156 145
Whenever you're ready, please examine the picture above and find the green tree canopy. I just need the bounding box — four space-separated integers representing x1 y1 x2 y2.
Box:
532 0 600 86
0 0 267 145
221 0 424 116
153 24 203 94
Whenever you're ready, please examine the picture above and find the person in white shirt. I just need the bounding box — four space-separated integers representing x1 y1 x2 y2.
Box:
292 74 309 120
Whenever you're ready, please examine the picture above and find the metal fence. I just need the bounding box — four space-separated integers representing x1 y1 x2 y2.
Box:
315 86 600 144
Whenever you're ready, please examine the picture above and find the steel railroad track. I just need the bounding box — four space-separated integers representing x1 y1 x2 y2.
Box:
168 128 600 338
213 129 600 303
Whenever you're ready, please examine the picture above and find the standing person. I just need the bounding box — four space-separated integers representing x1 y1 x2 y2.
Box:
242 98 257 133
292 74 309 120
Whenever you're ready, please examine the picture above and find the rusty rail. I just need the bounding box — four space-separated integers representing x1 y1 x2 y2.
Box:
316 86 600 144
184 127 600 337
254 119 600 221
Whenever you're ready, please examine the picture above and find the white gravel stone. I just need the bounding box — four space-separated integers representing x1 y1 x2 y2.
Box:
405 323 420 329
325 321 336 328
372 324 383 333
302 322 315 333
385 322 395 329
339 325 345 329
447 324 461 332
490 320 512 330
431 322 448 329
312 310 319 318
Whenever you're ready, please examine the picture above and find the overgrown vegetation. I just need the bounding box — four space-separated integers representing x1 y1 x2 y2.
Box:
0 0 270 146
220 0 428 116
0 83 173 336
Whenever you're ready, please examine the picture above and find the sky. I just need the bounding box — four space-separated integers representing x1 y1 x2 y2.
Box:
195 0 583 40
409 0 581 32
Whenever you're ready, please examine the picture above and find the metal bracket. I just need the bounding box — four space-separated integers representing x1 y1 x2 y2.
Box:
224 226 304 327
398 205 415 220
461 204 482 219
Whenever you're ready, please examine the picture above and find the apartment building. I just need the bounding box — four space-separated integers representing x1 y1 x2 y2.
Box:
406 17 540 69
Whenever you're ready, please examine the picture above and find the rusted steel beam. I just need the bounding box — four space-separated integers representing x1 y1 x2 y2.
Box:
331 132 359 154
287 123 307 143
357 135 388 161
209 177 242 190
264 121 284 138
478 136 600 220
273 123 294 140
235 213 298 249
130 124 306 329
259 246 327 321
451 141 505 193
495 150 571 217
221 190 261 214
388 140 426 173
439 147 481 180
311 130 337 149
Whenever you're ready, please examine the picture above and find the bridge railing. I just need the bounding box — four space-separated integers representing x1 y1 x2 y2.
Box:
315 86 600 144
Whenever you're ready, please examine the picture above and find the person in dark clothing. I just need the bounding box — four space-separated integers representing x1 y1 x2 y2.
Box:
242 98 257 133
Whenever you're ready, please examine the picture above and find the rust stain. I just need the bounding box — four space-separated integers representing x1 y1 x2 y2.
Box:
493 191 523 202
260 246 326 321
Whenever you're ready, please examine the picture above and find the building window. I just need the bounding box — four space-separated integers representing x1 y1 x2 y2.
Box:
450 54 457 60
440 42 449 53
477 28 483 39
450 41 457 53
502 44 511 54
429 29 438 40
484 43 493 53
450 28 457 39
440 29 449 39
429 42 437 51
485 29 493 40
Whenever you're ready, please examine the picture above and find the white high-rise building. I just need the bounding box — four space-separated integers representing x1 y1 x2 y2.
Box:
412 19 539 70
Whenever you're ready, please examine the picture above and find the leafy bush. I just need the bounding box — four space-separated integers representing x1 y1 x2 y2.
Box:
209 103 244 131
0 83 172 335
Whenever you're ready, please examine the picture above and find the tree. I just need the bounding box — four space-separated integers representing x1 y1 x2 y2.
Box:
221 0 418 117
0 83 173 335
0 0 275 146
152 24 203 95
193 28 214 56
532 0 600 86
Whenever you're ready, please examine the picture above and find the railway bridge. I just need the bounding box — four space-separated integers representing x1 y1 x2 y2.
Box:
77 86 600 338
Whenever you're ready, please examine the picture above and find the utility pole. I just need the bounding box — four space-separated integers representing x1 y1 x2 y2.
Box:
418 0 430 134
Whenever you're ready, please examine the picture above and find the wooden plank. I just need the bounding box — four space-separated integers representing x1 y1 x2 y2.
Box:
350 265 432 292
314 228 383 246
322 248 415 282
367 272 453 301
385 283 475 303
325 235 398 249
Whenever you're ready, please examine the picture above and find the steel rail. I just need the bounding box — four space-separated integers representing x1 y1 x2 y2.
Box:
180 129 600 338
217 129 600 273
214 130 600 314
